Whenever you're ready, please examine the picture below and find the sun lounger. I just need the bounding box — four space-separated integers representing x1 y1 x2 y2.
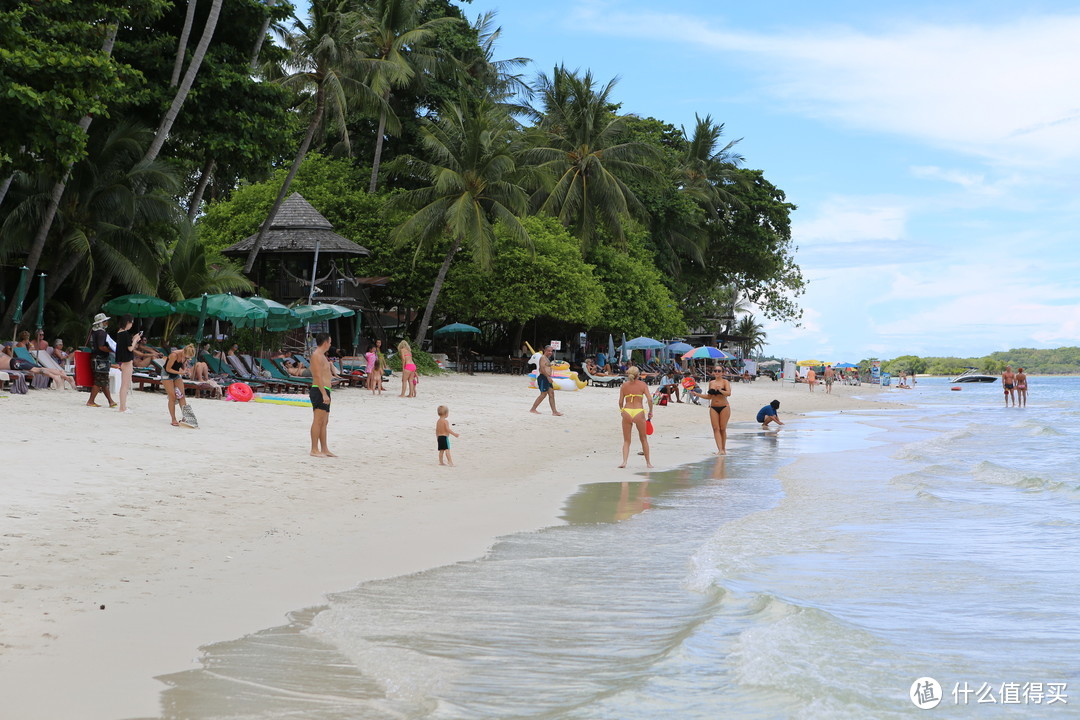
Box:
13 347 55 388
224 355 290 393
202 355 272 392
581 366 624 388
252 358 314 391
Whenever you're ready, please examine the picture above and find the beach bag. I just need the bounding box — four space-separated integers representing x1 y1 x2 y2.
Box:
180 404 199 429
658 393 669 406
91 355 110 373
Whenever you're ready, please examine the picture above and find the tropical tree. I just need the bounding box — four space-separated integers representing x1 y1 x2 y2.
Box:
679 113 744 213
734 314 766 358
388 98 531 345
158 225 254 341
1 123 184 327
525 66 657 248
361 0 460 193
243 0 389 273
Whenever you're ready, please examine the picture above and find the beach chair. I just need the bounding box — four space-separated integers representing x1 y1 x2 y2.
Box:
226 355 290 393
255 358 314 391
203 354 273 392
581 365 624 388
13 347 55 389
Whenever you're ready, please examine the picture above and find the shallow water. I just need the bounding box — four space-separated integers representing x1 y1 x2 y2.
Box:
153 377 1080 719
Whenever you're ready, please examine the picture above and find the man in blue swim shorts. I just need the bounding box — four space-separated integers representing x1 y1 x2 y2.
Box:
756 399 784 429
529 345 563 416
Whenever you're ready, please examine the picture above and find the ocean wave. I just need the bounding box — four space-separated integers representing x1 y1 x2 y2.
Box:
728 594 910 719
972 461 1075 492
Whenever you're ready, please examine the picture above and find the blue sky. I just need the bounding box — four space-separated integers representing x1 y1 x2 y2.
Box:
457 0 1080 360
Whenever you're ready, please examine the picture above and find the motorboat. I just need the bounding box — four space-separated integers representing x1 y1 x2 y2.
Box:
950 368 997 383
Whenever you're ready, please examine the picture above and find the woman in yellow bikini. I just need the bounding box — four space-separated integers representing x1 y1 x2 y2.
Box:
690 367 731 454
618 366 654 468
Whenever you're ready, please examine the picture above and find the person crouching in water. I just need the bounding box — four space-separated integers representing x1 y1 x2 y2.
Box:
757 400 784 430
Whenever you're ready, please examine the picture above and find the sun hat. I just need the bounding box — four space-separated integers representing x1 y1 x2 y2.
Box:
92 312 110 326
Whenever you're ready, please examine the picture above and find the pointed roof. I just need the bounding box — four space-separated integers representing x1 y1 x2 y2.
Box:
222 193 370 257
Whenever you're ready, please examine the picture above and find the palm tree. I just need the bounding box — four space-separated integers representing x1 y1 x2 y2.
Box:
459 12 531 113
734 314 766 358
388 99 530 345
679 113 744 213
158 225 254 341
524 66 657 248
243 0 387 273
3 123 183 324
362 0 460 194
143 0 224 164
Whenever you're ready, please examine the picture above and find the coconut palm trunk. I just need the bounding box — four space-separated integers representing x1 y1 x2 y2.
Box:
187 159 215 220
143 0 223 164
368 93 390 193
2 24 118 329
243 90 326 273
0 173 13 208
170 0 198 86
413 235 461 346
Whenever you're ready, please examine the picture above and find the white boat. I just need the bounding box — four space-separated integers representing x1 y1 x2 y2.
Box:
951 368 997 383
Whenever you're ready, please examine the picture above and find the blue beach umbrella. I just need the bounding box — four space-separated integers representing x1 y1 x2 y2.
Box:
624 336 665 350
621 332 628 362
834 362 858 369
666 341 693 354
607 334 615 363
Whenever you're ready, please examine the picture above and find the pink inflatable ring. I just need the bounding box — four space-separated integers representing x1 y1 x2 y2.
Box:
228 382 254 402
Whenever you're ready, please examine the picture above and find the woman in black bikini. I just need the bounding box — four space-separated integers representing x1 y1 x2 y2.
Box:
690 367 731 454
164 345 196 427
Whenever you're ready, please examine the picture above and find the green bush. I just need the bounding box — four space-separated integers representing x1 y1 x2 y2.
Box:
385 348 444 375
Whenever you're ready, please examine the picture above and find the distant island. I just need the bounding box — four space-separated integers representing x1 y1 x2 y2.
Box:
877 347 1080 376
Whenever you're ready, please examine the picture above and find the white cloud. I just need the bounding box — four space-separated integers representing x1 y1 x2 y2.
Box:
793 198 908 246
572 7 1080 168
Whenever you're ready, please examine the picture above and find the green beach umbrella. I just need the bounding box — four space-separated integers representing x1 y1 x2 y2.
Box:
10 265 28 327
176 293 267 322
35 272 46 331
352 313 362 354
103 293 177 318
192 294 209 344
235 296 302 331
293 303 355 322
434 322 481 360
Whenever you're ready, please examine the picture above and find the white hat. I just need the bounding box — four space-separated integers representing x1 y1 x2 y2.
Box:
92 312 110 326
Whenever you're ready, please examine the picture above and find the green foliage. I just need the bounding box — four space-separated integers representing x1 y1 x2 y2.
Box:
0 1 165 175
196 153 441 308
880 347 1080 375
441 215 604 325
587 227 686 337
384 346 443 374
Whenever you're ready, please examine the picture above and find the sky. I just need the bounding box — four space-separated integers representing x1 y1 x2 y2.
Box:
299 0 1080 360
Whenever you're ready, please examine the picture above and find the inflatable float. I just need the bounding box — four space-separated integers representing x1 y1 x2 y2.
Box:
253 393 312 407
528 361 587 391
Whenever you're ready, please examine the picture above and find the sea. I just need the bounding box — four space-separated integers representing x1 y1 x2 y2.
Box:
152 377 1080 719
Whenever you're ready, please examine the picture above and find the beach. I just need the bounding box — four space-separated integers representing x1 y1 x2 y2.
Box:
0 374 901 719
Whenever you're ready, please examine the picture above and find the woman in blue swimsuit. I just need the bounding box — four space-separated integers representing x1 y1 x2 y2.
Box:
690 367 731 454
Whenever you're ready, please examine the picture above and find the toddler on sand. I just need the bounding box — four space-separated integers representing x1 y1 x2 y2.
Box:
436 405 460 466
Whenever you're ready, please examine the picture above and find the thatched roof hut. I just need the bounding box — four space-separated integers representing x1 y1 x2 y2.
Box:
222 193 370 258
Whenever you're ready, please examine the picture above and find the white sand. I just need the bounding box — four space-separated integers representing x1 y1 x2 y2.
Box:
0 373 904 719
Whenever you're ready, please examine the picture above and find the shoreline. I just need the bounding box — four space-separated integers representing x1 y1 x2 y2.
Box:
0 374 905 720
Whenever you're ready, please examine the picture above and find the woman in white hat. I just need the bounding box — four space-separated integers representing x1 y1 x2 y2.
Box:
87 312 116 408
